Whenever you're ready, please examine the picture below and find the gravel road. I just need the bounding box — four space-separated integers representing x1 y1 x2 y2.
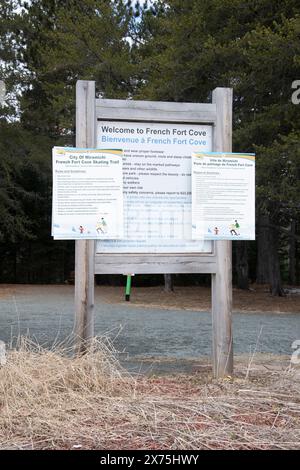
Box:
0 285 299 373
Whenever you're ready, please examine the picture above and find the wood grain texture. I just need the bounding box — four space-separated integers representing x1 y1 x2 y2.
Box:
96 98 217 123
95 254 217 274
74 81 96 352
211 87 234 378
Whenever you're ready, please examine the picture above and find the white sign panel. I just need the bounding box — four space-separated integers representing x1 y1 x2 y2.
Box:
97 121 213 253
52 147 123 239
192 152 255 240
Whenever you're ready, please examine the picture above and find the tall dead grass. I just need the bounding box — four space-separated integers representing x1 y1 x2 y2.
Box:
0 337 300 450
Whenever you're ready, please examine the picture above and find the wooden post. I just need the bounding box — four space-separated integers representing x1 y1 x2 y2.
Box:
74 80 96 353
211 87 234 378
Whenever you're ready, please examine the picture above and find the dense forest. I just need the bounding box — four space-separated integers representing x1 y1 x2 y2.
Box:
0 0 299 294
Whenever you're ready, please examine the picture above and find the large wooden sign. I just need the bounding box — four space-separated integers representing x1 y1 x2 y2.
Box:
75 80 233 378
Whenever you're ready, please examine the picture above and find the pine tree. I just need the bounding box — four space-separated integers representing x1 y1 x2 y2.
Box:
135 0 300 294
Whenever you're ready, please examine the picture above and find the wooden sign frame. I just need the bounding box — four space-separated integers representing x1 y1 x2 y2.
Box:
74 80 233 378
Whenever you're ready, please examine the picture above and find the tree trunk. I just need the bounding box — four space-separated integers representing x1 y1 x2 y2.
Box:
164 274 174 292
268 223 284 296
256 213 270 284
235 241 249 289
289 219 296 285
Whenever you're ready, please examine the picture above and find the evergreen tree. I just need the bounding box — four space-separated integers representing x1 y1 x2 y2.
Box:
135 0 300 294
19 0 136 137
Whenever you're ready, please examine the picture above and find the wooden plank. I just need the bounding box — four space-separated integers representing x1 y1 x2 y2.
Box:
95 254 217 274
211 87 234 378
74 81 96 353
96 98 216 123
74 238 95 350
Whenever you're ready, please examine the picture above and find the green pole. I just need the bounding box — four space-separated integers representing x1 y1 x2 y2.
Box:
125 275 132 301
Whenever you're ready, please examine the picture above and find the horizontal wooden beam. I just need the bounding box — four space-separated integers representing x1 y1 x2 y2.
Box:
95 254 217 274
96 99 216 124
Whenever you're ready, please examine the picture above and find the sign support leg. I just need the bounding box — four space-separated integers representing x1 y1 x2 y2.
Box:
211 87 234 378
74 239 95 353
74 80 96 353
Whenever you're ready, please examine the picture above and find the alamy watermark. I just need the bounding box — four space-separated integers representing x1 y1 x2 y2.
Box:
290 340 300 365
291 80 300 105
0 80 6 106
0 341 6 366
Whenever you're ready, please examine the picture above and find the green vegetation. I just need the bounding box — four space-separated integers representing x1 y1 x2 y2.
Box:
0 0 299 292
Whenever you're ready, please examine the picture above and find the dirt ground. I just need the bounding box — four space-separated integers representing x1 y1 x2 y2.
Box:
97 284 300 313
0 283 300 313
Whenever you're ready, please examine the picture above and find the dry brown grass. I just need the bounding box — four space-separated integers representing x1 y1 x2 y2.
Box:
0 338 300 450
